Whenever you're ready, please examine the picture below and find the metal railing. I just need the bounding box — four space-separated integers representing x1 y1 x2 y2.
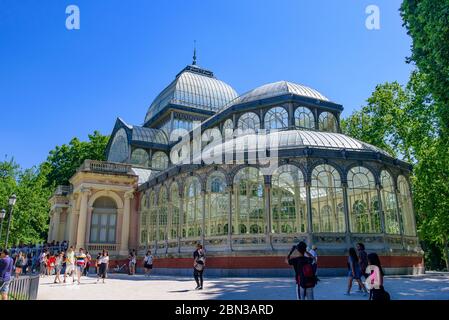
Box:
8 275 40 300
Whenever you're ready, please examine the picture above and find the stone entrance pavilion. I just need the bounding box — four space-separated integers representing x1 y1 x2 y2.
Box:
48 60 423 275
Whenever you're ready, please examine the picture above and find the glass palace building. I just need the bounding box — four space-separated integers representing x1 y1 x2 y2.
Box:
48 61 423 275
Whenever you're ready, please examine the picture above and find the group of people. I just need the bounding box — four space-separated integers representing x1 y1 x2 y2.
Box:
286 242 389 300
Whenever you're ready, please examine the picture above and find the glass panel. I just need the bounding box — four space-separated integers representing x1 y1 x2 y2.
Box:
318 112 338 132
233 167 265 240
264 106 288 130
347 166 381 233
206 173 229 236
183 177 202 239
271 165 307 234
131 148 149 167
311 164 345 232
381 171 400 234
152 152 169 170
398 176 416 236
294 106 315 129
237 112 260 132
108 128 129 163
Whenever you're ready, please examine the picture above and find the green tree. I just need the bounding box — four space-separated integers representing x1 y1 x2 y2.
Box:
401 0 449 133
342 72 449 270
0 158 51 246
44 131 109 187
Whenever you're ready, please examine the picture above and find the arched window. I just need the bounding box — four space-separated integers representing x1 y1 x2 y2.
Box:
397 176 416 236
237 112 260 132
311 164 345 233
108 128 129 163
131 149 149 167
90 197 117 244
347 167 381 233
158 187 168 241
264 106 288 130
148 191 157 242
318 112 338 132
294 106 315 129
152 151 169 170
140 196 149 245
206 173 229 237
381 171 400 234
271 165 307 234
233 167 265 238
169 183 180 240
223 119 234 136
183 177 202 239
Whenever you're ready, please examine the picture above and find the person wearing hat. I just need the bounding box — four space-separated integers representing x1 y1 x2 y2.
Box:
309 245 319 280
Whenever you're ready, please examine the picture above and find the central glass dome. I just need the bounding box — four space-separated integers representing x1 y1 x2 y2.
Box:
144 65 238 124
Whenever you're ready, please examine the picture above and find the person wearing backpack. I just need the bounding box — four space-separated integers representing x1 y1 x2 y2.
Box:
193 244 206 290
286 241 316 300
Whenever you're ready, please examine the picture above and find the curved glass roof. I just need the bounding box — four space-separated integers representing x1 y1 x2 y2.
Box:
132 126 168 145
144 65 238 123
198 129 390 162
219 81 329 112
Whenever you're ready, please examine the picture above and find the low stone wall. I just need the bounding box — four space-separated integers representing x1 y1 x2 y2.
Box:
100 254 424 277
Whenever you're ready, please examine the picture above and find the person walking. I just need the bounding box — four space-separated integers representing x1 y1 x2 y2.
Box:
14 252 24 278
83 251 91 277
75 248 87 285
128 250 137 275
193 244 206 290
287 241 316 300
95 252 101 276
96 250 109 284
357 243 369 292
64 247 76 284
365 253 390 300
21 253 28 275
345 247 368 296
39 249 48 277
54 252 64 283
0 249 14 300
143 250 154 277
47 253 56 276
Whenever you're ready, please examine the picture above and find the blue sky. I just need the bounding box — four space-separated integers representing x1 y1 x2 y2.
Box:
0 0 413 169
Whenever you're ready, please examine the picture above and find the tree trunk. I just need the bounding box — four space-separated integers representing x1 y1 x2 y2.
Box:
444 236 449 272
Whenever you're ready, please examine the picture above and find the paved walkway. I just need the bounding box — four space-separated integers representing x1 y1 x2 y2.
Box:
37 272 449 300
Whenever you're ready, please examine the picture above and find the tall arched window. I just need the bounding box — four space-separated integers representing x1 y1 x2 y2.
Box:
206 173 229 237
233 167 265 237
148 191 157 242
108 128 129 163
397 176 416 236
347 167 381 233
223 119 234 132
90 197 117 244
271 165 307 234
158 187 168 241
152 151 169 170
131 149 149 167
169 183 180 240
264 106 288 130
140 195 149 245
318 112 338 132
183 177 202 239
294 106 315 129
381 170 400 234
237 112 260 132
311 164 345 233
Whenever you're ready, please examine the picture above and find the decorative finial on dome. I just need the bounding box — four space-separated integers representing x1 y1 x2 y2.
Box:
192 40 197 65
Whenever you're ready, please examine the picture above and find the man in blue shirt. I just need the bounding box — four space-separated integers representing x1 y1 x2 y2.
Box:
0 249 14 300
